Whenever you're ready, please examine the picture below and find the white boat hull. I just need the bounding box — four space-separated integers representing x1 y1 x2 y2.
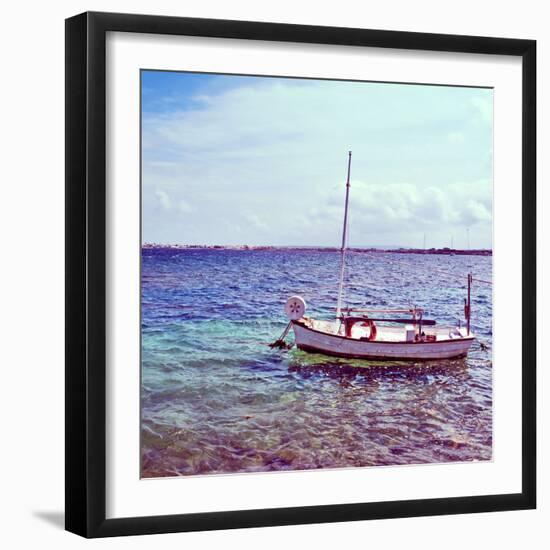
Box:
292 320 474 361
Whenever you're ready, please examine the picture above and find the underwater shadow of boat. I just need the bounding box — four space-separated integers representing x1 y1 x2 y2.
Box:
287 354 469 382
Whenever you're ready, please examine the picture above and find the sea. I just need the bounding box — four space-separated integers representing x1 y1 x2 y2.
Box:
141 248 493 478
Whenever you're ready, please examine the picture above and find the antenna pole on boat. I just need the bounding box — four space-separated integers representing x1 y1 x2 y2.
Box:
464 273 472 335
336 151 352 320
467 273 472 335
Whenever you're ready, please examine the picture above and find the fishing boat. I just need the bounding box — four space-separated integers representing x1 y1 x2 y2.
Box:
274 151 475 361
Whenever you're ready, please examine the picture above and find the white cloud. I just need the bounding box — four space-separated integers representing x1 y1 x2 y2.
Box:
155 189 171 210
306 178 491 247
142 78 493 248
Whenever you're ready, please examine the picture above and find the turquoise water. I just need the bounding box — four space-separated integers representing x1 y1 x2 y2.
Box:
141 248 492 477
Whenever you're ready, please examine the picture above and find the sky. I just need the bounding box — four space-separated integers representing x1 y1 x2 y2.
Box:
141 70 493 249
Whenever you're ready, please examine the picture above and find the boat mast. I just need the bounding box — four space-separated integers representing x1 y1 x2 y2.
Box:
336 151 352 320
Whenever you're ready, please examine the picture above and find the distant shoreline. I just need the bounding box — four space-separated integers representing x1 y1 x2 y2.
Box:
142 243 492 256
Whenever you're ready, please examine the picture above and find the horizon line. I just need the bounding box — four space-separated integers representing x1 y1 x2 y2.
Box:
142 243 493 251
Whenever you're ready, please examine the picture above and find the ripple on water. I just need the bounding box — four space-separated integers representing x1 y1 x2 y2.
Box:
141 249 493 477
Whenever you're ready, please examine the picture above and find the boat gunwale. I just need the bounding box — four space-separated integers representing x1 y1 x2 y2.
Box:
292 319 475 345
295 343 469 361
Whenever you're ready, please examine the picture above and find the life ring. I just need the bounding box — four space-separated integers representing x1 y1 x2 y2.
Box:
343 316 377 340
360 319 377 341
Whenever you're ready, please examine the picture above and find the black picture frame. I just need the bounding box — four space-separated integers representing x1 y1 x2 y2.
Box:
65 11 536 538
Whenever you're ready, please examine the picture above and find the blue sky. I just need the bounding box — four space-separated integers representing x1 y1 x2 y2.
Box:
141 70 493 248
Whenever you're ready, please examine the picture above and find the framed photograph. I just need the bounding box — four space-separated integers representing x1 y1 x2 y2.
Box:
65 11 536 537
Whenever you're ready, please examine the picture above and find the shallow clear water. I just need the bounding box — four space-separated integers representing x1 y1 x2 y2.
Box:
141 248 492 477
